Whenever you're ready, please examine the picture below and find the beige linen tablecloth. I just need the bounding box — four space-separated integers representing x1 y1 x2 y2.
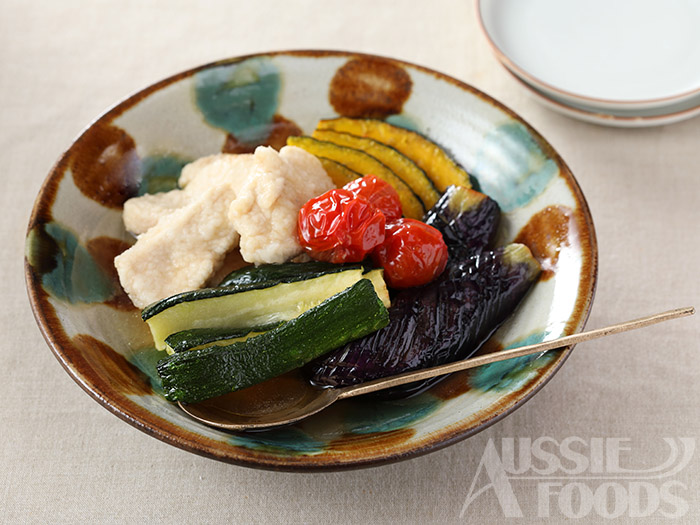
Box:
2 1 698 523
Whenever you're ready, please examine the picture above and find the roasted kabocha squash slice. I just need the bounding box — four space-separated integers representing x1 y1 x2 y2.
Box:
312 129 439 209
286 135 425 219
316 117 471 192
318 157 360 187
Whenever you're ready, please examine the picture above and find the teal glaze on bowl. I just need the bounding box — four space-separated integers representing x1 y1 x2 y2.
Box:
26 221 115 304
194 57 281 144
469 332 559 393
25 51 597 471
475 122 558 212
137 154 191 196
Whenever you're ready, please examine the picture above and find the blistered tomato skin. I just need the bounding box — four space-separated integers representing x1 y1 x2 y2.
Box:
343 175 403 221
372 219 448 288
298 189 386 263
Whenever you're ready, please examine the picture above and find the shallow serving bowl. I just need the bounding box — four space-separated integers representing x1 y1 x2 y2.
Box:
25 51 597 471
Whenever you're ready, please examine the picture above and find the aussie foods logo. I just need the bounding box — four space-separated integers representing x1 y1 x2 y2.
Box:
461 437 695 519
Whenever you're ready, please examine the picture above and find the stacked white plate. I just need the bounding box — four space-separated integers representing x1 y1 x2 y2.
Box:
477 0 700 127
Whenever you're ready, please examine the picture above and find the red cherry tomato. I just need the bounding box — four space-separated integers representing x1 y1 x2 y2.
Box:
298 188 386 263
343 175 402 221
372 219 448 288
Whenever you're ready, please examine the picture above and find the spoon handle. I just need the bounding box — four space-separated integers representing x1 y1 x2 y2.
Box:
337 306 695 400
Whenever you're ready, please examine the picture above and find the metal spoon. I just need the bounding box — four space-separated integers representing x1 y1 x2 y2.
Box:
179 306 694 431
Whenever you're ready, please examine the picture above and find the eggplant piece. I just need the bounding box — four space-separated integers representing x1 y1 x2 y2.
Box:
424 185 500 255
311 244 540 391
310 185 540 397
310 185 506 395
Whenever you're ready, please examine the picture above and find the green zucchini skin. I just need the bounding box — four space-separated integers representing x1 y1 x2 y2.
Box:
143 262 364 321
143 268 390 350
218 261 365 288
164 323 283 353
141 281 276 321
157 279 389 404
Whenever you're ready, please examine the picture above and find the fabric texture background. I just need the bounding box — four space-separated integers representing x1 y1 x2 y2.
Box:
2 1 698 523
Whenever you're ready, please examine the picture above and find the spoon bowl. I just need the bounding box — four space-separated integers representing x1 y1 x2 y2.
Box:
180 375 341 431
179 307 694 432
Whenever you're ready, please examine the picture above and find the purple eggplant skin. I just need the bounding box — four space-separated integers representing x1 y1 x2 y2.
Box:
310 244 541 391
309 185 505 395
424 186 501 255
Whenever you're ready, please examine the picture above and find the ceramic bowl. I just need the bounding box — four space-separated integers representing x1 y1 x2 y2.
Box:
25 51 597 471
504 67 700 128
477 0 700 112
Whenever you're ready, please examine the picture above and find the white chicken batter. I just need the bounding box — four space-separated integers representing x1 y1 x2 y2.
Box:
115 146 333 308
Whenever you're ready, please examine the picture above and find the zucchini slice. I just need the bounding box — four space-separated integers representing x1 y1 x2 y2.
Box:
317 117 471 192
164 323 282 354
218 260 364 288
318 157 361 187
167 266 388 354
313 129 440 209
144 267 389 350
286 135 425 219
157 279 390 403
